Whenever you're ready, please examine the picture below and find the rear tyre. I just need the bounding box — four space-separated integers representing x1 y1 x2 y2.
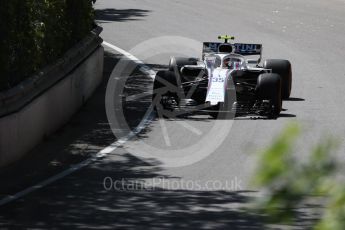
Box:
263 59 292 99
256 73 282 116
169 57 198 72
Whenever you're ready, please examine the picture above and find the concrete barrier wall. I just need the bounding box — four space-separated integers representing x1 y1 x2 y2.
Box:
0 46 104 168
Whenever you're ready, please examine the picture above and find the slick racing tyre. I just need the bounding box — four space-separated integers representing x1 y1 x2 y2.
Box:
152 70 178 113
256 73 282 116
169 57 198 72
264 59 292 99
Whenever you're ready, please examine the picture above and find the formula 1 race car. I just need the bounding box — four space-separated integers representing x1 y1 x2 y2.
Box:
152 35 292 118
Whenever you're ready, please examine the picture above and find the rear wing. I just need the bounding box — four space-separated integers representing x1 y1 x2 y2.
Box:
202 42 263 62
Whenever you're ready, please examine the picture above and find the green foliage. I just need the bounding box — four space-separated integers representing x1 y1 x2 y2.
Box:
315 185 345 230
0 0 96 91
254 123 300 188
252 123 344 229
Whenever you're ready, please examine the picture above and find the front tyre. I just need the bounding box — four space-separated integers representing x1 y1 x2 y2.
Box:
152 71 178 115
256 73 282 116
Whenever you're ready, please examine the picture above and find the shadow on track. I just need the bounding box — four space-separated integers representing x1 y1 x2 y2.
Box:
279 113 297 118
0 153 264 229
0 152 320 229
284 97 305 102
95 8 151 23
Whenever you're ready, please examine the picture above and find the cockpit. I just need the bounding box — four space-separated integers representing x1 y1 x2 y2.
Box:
204 54 245 70
222 56 244 70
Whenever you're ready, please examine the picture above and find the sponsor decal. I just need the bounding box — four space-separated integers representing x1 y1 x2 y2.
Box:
203 42 262 55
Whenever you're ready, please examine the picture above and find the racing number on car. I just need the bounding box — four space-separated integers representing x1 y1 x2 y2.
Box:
212 76 225 83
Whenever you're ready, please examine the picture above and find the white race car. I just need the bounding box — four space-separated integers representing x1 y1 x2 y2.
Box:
152 35 292 118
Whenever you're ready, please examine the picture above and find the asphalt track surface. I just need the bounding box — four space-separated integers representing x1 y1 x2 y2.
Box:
1 0 345 229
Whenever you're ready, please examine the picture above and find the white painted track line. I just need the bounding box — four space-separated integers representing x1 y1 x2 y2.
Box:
103 41 156 78
0 41 156 206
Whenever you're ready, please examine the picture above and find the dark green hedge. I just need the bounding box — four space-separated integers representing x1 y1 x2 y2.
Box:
0 0 96 91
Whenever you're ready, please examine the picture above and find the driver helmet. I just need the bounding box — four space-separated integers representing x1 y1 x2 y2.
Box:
223 57 241 70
